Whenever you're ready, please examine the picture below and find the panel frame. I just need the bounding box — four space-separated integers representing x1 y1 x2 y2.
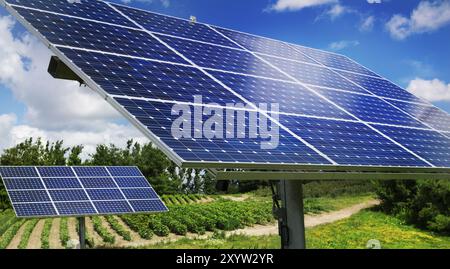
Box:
2 0 450 173
0 166 167 219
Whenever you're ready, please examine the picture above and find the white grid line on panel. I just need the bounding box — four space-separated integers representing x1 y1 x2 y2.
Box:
34 167 60 215
107 2 339 166
104 166 135 213
289 45 450 144
70 166 99 214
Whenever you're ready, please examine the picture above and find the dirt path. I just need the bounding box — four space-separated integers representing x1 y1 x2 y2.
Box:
27 220 45 249
6 221 27 249
49 218 62 249
67 218 78 241
228 200 380 237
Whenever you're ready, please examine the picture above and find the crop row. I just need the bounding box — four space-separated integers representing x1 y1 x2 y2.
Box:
40 219 53 249
120 200 273 239
18 219 39 249
59 218 69 248
91 216 115 244
0 219 25 249
161 194 209 206
105 216 132 241
0 210 17 237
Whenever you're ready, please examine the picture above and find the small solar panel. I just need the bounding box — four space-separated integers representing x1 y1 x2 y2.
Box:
0 166 168 218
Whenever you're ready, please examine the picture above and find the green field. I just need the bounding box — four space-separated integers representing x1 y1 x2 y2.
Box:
144 210 450 249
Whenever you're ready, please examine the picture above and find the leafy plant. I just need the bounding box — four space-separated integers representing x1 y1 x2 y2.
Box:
105 216 131 241
40 219 53 249
91 216 115 244
18 219 39 249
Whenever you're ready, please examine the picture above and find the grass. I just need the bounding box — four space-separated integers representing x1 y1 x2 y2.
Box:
141 210 450 249
304 194 375 214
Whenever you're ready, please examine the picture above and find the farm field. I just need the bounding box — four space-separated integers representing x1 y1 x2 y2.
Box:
145 210 450 249
0 193 375 249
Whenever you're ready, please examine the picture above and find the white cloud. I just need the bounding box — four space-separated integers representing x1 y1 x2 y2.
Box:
360 15 375 31
326 4 348 19
386 1 450 40
268 0 337 12
367 0 382 3
407 78 450 102
328 40 360 51
0 15 147 156
121 0 170 8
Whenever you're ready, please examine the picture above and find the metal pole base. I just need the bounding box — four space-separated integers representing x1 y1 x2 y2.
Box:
279 180 306 249
78 217 86 249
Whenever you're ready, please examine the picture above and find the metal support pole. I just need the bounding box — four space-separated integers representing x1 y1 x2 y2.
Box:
78 217 86 249
279 180 306 249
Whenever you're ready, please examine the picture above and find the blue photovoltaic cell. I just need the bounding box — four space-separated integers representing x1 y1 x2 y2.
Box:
73 166 110 177
338 71 427 104
157 34 290 80
14 203 57 217
107 166 143 177
122 188 158 200
279 115 429 167
37 167 74 178
1 166 167 218
114 98 332 164
49 190 89 202
293 45 381 78
114 177 151 188
86 189 125 201
386 100 450 133
261 55 368 94
0 167 38 178
315 88 428 128
209 70 353 119
130 200 167 213
213 27 318 64
79 177 116 189
43 178 82 189
2 178 44 190
374 125 450 168
112 4 240 49
6 0 137 27
14 7 186 64
8 190 50 203
55 202 97 215
94 200 133 214
58 47 241 105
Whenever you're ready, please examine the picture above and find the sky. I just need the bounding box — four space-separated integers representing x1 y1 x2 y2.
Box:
0 0 450 157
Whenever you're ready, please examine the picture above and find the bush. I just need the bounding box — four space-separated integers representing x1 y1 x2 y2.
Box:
120 215 154 239
0 219 25 249
376 179 450 235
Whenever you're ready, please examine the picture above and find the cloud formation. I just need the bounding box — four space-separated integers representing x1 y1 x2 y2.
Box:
328 40 360 51
386 0 450 40
0 15 146 156
407 78 450 102
268 0 337 12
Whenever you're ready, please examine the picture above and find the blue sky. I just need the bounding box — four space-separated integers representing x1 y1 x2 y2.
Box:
0 0 449 153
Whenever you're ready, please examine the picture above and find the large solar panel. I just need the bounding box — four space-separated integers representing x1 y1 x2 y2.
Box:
1 0 450 170
0 166 167 218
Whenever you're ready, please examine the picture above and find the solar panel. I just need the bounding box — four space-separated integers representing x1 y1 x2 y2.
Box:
0 166 168 218
1 0 450 170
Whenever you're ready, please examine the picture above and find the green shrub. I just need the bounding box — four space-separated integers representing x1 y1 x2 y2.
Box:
148 217 170 236
376 179 450 235
120 215 154 239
